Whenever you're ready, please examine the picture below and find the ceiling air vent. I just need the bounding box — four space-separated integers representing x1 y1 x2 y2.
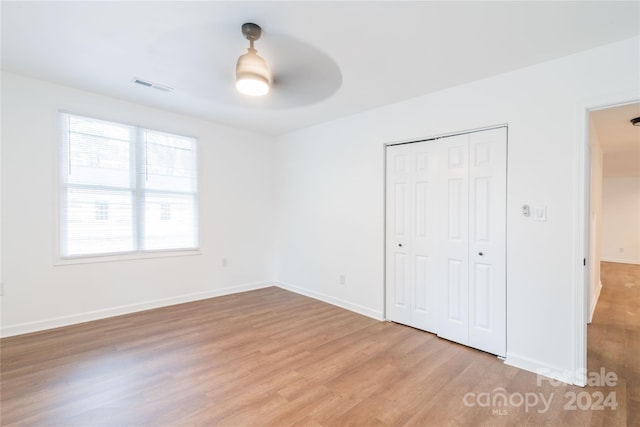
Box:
133 78 173 93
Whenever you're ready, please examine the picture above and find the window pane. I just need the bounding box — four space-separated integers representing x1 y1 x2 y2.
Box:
143 130 197 192
66 116 132 187
64 188 134 256
69 115 131 141
143 193 197 251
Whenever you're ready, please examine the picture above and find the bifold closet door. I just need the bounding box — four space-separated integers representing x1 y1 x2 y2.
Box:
437 128 506 356
385 141 439 333
436 134 470 346
467 128 506 356
385 127 506 357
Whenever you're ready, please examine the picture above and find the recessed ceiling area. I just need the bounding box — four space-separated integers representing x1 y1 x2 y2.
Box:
2 1 639 135
591 102 640 177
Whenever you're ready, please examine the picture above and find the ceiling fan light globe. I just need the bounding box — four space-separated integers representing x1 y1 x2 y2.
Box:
236 49 271 96
236 77 270 97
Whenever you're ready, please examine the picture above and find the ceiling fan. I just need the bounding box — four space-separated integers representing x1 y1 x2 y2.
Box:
146 21 342 109
229 22 342 107
235 23 271 97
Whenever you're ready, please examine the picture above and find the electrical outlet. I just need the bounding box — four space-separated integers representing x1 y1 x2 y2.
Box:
339 274 346 285
222 258 228 267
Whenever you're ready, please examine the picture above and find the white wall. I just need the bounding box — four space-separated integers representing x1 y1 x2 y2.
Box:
601 177 640 264
274 36 640 381
588 120 604 321
1 72 276 336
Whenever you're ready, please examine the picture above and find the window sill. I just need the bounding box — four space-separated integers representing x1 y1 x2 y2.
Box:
54 249 201 266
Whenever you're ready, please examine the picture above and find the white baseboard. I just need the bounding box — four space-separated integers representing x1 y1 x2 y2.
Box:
504 352 583 386
275 281 384 321
589 281 603 324
1 281 273 338
600 257 640 265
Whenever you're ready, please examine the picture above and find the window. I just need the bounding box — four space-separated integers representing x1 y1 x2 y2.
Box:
160 203 171 221
60 113 198 258
95 201 109 220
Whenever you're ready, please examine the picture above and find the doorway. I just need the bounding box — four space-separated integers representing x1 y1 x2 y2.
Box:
586 101 640 390
587 101 640 320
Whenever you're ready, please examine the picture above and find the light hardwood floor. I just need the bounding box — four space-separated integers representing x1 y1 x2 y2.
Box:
588 262 640 426
1 265 637 426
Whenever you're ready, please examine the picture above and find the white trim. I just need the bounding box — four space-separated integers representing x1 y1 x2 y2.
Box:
53 112 65 263
54 249 202 266
382 141 388 320
384 123 508 147
504 352 576 386
600 257 640 265
589 281 603 323
0 281 273 338
276 280 384 321
574 101 590 388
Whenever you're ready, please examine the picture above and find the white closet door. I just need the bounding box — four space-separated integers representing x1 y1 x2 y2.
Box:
385 143 413 326
386 142 439 332
385 127 506 357
411 142 440 331
436 134 470 346
468 128 507 356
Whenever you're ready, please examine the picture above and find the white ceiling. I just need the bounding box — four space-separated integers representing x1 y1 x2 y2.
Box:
591 102 640 177
2 1 639 135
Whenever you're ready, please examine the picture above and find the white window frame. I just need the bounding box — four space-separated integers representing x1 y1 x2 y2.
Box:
55 112 201 265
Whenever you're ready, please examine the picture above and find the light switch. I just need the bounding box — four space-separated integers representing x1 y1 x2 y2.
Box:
533 206 547 221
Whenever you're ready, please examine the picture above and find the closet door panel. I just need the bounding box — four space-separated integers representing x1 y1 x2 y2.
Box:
385 144 413 325
468 128 507 357
410 143 439 332
437 136 470 345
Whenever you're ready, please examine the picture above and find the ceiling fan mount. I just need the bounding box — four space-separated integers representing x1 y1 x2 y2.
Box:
241 23 262 42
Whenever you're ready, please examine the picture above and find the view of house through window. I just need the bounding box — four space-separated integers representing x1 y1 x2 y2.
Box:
60 113 199 257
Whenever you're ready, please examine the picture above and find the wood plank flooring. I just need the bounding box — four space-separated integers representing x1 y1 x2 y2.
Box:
1 268 638 426
588 262 640 426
